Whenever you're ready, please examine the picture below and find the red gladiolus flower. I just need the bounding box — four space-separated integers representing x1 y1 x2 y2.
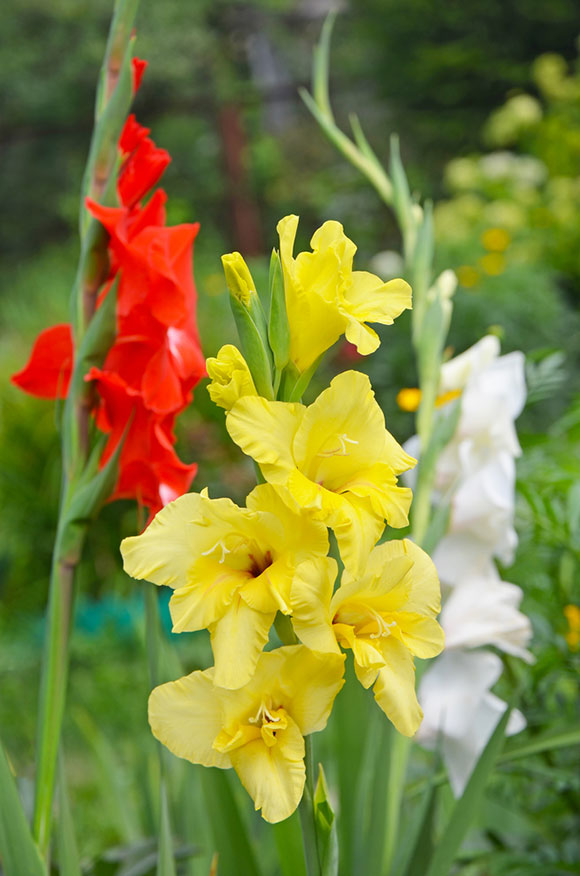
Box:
11 60 204 517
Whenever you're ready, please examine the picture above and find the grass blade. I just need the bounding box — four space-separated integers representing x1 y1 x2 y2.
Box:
201 768 262 876
56 756 82 876
0 737 46 876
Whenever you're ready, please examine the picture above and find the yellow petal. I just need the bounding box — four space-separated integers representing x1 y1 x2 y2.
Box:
372 638 422 737
229 714 305 823
333 464 413 529
344 273 412 325
246 483 329 561
329 494 385 576
169 558 249 632
269 646 345 736
331 553 413 617
121 493 240 589
148 671 231 769
206 344 257 411
351 637 386 683
290 557 341 654
240 556 294 615
226 397 305 475
370 540 441 617
343 318 380 356
395 612 445 658
292 371 385 480
309 220 357 271
210 597 276 689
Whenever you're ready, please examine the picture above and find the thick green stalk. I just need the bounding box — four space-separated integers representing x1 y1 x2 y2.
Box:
144 586 177 876
32 1 140 859
382 732 411 875
32 490 86 859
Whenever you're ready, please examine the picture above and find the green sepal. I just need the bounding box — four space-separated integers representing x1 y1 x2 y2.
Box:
56 757 82 876
313 764 339 876
268 248 290 371
0 736 47 876
280 355 323 403
229 292 274 399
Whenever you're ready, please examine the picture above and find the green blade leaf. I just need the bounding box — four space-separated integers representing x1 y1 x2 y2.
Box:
0 737 46 876
56 757 82 876
424 700 513 876
273 812 307 876
394 772 438 876
157 781 177 876
312 12 337 120
201 768 263 876
498 723 580 764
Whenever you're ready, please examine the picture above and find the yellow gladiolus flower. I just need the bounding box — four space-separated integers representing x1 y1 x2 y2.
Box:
226 370 416 573
148 645 345 823
290 540 444 737
206 344 257 411
278 215 412 372
121 485 328 689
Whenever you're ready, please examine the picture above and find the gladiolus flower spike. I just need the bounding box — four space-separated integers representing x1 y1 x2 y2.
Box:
121 215 444 823
11 61 205 517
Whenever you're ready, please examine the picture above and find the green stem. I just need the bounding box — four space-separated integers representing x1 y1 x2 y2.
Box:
33 504 84 860
382 732 411 875
298 737 321 876
144 586 177 876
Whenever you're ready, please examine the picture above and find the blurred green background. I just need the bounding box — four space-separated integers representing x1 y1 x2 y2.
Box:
1 1 580 873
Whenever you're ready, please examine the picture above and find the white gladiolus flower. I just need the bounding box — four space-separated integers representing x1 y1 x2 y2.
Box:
406 335 531 796
416 650 526 797
440 568 533 663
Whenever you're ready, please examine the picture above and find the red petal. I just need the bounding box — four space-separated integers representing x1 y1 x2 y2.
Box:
118 137 171 207
12 324 73 399
131 58 148 94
